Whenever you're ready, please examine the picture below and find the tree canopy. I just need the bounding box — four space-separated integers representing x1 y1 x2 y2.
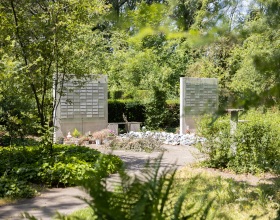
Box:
0 0 279 136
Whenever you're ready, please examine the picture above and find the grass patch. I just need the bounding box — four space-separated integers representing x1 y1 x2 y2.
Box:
68 207 93 219
174 166 280 219
68 166 279 219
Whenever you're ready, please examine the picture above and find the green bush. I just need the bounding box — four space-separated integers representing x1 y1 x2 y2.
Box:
196 110 280 174
0 176 36 198
109 90 124 99
165 103 180 129
108 100 145 123
108 99 179 129
196 115 233 168
72 128 81 138
0 145 123 198
0 134 40 146
229 110 280 173
145 88 168 129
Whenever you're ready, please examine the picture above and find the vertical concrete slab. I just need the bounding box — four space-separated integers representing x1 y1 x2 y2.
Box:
180 77 218 134
54 75 108 141
129 123 141 132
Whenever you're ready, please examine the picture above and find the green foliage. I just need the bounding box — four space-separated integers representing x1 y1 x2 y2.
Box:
196 114 232 168
108 99 179 129
0 176 36 199
0 91 36 139
197 110 280 174
0 0 109 138
0 135 39 147
145 88 168 130
165 102 180 129
0 145 123 199
72 128 81 138
108 100 146 123
52 155 214 220
229 110 280 173
109 90 124 99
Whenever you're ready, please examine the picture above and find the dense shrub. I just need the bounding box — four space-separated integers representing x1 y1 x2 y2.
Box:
0 176 36 198
108 90 124 99
196 110 280 174
0 134 40 146
196 115 232 168
229 110 280 173
145 89 168 129
165 102 180 129
108 100 145 123
0 145 123 198
108 100 179 129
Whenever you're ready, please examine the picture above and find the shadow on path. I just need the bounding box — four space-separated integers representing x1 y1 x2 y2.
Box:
0 145 200 220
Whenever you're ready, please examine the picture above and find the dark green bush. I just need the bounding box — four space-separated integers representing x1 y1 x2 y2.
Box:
108 100 145 123
196 110 280 174
109 90 124 99
0 145 123 198
0 134 40 146
145 88 168 129
165 103 180 129
108 99 179 129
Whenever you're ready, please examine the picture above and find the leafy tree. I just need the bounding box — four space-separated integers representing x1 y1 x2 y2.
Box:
0 0 108 139
229 0 280 108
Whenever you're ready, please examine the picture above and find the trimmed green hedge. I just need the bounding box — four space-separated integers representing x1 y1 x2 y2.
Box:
108 100 179 129
108 100 145 123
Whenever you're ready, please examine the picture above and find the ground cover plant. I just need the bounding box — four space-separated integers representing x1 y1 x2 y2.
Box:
24 155 215 220
26 157 280 220
0 144 123 200
196 109 280 174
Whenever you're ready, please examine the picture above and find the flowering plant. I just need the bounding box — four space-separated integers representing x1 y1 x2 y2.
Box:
107 130 116 137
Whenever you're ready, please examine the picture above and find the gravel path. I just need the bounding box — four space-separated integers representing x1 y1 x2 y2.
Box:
0 145 201 220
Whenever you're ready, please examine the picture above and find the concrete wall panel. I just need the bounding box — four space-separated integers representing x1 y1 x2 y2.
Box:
180 77 218 134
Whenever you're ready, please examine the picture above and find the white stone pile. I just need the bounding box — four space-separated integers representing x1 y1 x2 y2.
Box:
119 131 206 146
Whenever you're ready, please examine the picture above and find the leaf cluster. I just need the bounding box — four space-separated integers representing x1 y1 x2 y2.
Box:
55 154 214 220
0 144 123 199
196 109 280 174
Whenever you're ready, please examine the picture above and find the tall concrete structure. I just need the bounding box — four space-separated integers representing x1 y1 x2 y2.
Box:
54 75 108 141
180 77 218 134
